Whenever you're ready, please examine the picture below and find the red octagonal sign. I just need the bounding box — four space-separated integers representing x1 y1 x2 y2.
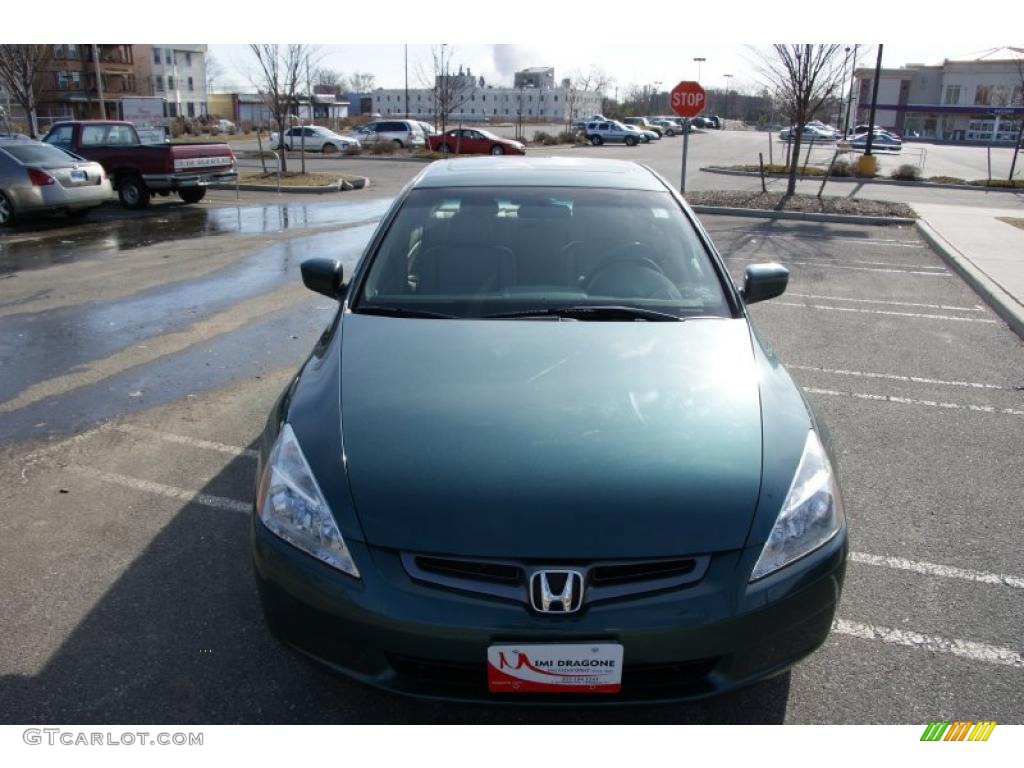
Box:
670 81 706 118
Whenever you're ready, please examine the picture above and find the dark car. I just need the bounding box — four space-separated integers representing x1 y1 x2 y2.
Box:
253 157 848 703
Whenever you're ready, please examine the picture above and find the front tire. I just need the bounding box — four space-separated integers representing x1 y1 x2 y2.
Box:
625 136 637 147
490 145 505 155
117 175 151 210
178 188 207 204
323 143 339 154
590 135 603 146
438 143 452 154
392 139 404 149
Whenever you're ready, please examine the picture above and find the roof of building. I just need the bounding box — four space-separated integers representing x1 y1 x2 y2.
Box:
413 157 666 190
517 67 554 74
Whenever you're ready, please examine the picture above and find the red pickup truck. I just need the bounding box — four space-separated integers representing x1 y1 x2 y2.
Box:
41 121 236 209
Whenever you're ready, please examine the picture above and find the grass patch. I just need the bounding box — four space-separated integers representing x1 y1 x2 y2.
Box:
928 175 967 184
996 217 1024 231
686 190 915 219
970 178 1024 188
237 171 341 187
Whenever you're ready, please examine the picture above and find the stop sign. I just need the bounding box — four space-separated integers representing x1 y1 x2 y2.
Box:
670 81 706 118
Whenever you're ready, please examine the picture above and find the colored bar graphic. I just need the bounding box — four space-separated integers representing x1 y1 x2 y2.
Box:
920 720 996 742
968 721 997 741
921 722 950 741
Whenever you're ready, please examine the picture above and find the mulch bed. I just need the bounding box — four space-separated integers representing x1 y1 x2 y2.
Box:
686 190 916 219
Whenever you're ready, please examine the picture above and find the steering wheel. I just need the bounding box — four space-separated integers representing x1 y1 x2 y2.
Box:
583 246 682 301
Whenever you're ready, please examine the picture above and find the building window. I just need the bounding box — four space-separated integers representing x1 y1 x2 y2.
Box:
185 52 192 67
187 102 195 117
188 76 194 91
56 71 68 89
53 44 64 58
168 76 175 90
974 85 992 106
71 71 81 88
155 75 164 91
554 94 558 102
153 47 161 65
165 49 172 65
67 44 78 59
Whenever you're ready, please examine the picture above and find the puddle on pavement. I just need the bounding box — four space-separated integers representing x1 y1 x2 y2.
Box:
0 198 392 274
0 225 375 404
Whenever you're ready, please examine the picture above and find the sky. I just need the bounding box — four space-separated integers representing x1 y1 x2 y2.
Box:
209 44 1007 96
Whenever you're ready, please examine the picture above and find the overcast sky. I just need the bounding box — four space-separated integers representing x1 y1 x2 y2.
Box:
210 44 1004 96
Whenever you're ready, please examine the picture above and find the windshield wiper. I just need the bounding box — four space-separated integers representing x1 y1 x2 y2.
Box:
355 305 456 319
486 305 685 322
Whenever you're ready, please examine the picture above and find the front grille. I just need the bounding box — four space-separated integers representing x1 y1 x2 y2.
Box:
388 654 719 700
591 558 697 585
416 556 522 586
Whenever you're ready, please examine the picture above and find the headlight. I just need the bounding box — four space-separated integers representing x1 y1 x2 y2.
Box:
750 430 843 581
256 423 360 578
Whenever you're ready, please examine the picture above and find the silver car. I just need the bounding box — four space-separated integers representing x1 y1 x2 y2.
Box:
0 139 112 226
348 120 426 149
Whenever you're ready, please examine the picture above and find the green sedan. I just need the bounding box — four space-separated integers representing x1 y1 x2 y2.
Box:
252 157 847 703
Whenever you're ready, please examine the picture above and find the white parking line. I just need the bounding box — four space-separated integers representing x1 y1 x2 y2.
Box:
804 386 1024 417
111 424 258 459
729 256 948 276
850 552 1024 590
788 365 1008 391
69 466 251 513
774 302 998 323
832 618 1024 669
786 292 984 312
720 233 927 249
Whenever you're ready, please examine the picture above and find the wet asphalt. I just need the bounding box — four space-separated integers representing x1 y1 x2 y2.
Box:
0 189 1021 724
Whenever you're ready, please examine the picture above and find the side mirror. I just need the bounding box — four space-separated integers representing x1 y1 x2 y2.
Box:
301 258 347 300
741 263 789 304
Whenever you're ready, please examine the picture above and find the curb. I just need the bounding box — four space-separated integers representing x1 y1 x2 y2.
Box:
915 219 1024 340
701 166 1024 193
689 205 916 226
208 176 369 194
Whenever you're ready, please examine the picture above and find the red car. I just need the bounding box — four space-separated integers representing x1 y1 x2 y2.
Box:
428 128 526 156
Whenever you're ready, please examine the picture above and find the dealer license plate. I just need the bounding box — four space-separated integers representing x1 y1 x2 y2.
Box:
70 170 87 182
487 643 623 694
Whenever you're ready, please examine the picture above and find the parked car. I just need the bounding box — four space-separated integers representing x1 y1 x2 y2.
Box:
573 114 610 130
778 124 837 143
348 119 425 149
848 130 902 151
586 121 640 146
0 138 113 225
850 124 895 138
703 115 722 129
623 117 663 137
622 123 658 143
271 126 360 153
427 128 525 156
253 156 848 702
211 118 236 134
415 121 438 141
41 120 235 209
650 119 680 136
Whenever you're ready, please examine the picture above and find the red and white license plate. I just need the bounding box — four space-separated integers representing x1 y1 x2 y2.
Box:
487 643 624 694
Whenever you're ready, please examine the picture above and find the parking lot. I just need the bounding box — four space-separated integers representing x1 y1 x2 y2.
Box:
0 186 1021 723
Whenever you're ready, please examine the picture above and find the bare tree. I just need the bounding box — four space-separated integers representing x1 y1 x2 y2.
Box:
204 53 225 95
750 44 849 195
564 67 611 132
349 72 376 93
248 44 314 173
424 46 471 136
314 67 347 94
0 44 52 137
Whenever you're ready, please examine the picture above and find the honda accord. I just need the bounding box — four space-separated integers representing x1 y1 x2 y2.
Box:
252 157 847 703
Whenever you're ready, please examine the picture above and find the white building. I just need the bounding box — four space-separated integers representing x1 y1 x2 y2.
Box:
371 66 603 124
852 47 1024 143
141 44 209 119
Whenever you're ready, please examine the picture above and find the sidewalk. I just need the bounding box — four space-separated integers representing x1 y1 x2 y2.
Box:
912 202 1024 338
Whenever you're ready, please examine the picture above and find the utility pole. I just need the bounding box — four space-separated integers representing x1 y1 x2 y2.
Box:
837 46 850 128
404 44 409 118
693 57 705 82
844 44 858 137
864 44 883 156
91 44 106 119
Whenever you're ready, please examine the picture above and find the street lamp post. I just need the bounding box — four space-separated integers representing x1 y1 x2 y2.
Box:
693 57 705 82
837 46 850 129
844 44 859 138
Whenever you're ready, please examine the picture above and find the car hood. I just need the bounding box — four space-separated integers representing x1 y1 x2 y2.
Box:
339 314 763 559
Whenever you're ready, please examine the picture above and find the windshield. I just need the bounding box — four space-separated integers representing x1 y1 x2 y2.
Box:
2 143 80 165
355 186 730 319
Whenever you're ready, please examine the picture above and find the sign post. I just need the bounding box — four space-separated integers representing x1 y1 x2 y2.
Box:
670 80 706 194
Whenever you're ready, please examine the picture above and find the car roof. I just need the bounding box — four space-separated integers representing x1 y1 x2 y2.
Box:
413 157 667 191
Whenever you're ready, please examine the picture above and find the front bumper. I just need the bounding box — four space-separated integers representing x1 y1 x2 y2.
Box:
253 517 847 705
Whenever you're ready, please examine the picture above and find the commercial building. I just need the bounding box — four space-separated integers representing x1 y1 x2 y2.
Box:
371 66 603 124
36 44 142 126
206 92 348 130
852 47 1024 143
